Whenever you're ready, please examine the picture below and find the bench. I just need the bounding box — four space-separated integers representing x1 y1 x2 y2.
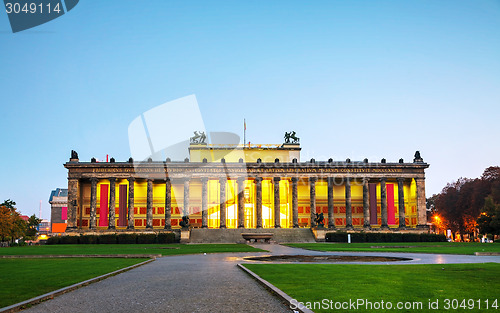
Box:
242 233 273 244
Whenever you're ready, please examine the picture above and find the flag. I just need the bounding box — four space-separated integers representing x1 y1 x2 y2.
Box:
244 119 246 130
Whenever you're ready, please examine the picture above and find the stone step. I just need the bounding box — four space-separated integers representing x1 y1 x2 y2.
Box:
189 228 316 243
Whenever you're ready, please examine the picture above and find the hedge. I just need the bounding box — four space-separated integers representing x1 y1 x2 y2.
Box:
46 232 177 244
325 232 447 243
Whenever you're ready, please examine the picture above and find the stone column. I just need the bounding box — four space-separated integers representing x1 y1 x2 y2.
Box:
415 177 428 228
183 178 190 219
327 177 335 229
380 178 389 229
273 177 281 228
164 178 171 230
309 177 317 228
66 178 79 230
397 178 406 229
201 178 208 228
127 177 135 229
292 177 299 228
345 177 353 230
237 177 245 228
219 178 227 228
146 179 153 229
255 177 263 228
108 178 116 229
362 178 371 229
89 178 98 230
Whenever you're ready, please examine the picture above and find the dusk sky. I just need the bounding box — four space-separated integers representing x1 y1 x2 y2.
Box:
1 1 499 218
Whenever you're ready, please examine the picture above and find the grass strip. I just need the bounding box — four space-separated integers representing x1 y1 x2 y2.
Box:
285 242 500 255
243 263 500 313
0 258 147 308
0 243 266 256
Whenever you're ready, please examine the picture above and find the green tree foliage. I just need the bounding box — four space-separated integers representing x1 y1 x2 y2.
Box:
25 214 42 239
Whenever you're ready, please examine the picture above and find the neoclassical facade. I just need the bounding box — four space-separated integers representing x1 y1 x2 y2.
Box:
64 143 429 233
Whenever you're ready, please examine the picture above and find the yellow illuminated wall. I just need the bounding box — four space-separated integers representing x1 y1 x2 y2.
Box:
189 146 300 163
79 177 418 230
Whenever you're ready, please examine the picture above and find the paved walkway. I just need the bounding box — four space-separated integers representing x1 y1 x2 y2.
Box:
24 245 500 312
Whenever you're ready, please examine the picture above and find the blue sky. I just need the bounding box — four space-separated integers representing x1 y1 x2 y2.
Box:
1 1 499 218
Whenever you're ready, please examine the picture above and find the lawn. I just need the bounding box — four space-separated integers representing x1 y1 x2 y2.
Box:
0 244 266 256
285 242 500 255
243 263 500 313
0 258 147 308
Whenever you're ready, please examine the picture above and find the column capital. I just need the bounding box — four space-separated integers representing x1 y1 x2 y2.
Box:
200 177 209 183
291 177 298 183
380 177 387 182
254 177 263 183
90 177 99 183
309 177 317 183
108 177 116 182
219 177 227 183
397 177 406 183
147 178 154 182
127 177 136 183
273 177 281 183
414 177 425 181
362 177 370 183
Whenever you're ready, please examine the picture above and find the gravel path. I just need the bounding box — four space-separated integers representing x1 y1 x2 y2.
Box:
22 244 500 312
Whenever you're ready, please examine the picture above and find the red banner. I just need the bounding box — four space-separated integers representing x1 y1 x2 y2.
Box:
99 184 109 227
387 184 396 224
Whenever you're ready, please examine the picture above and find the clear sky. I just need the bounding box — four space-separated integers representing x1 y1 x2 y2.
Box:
1 1 499 218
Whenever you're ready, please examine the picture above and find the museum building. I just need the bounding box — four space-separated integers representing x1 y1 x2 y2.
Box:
64 139 429 237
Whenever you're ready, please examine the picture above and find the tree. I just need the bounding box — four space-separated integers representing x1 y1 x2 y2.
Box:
0 199 27 243
26 214 42 239
477 197 500 238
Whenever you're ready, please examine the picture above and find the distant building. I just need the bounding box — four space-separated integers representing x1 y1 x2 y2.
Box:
49 188 68 234
38 219 51 235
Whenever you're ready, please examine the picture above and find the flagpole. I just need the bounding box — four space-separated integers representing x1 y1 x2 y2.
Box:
244 119 246 146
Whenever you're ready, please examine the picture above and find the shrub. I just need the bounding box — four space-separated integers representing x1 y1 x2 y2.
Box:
98 234 117 244
402 233 421 242
136 233 157 244
79 234 98 244
60 235 79 244
117 233 137 244
325 232 348 242
157 232 176 244
46 236 60 245
350 232 366 243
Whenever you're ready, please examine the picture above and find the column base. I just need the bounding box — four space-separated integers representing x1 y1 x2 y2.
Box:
256 225 262 229
164 226 172 230
363 225 371 230
238 225 245 228
127 226 135 230
201 225 208 228
274 225 281 228
345 225 354 230
380 224 390 230
220 226 226 229
293 224 300 228
328 225 336 230
397 226 407 231
108 226 116 230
